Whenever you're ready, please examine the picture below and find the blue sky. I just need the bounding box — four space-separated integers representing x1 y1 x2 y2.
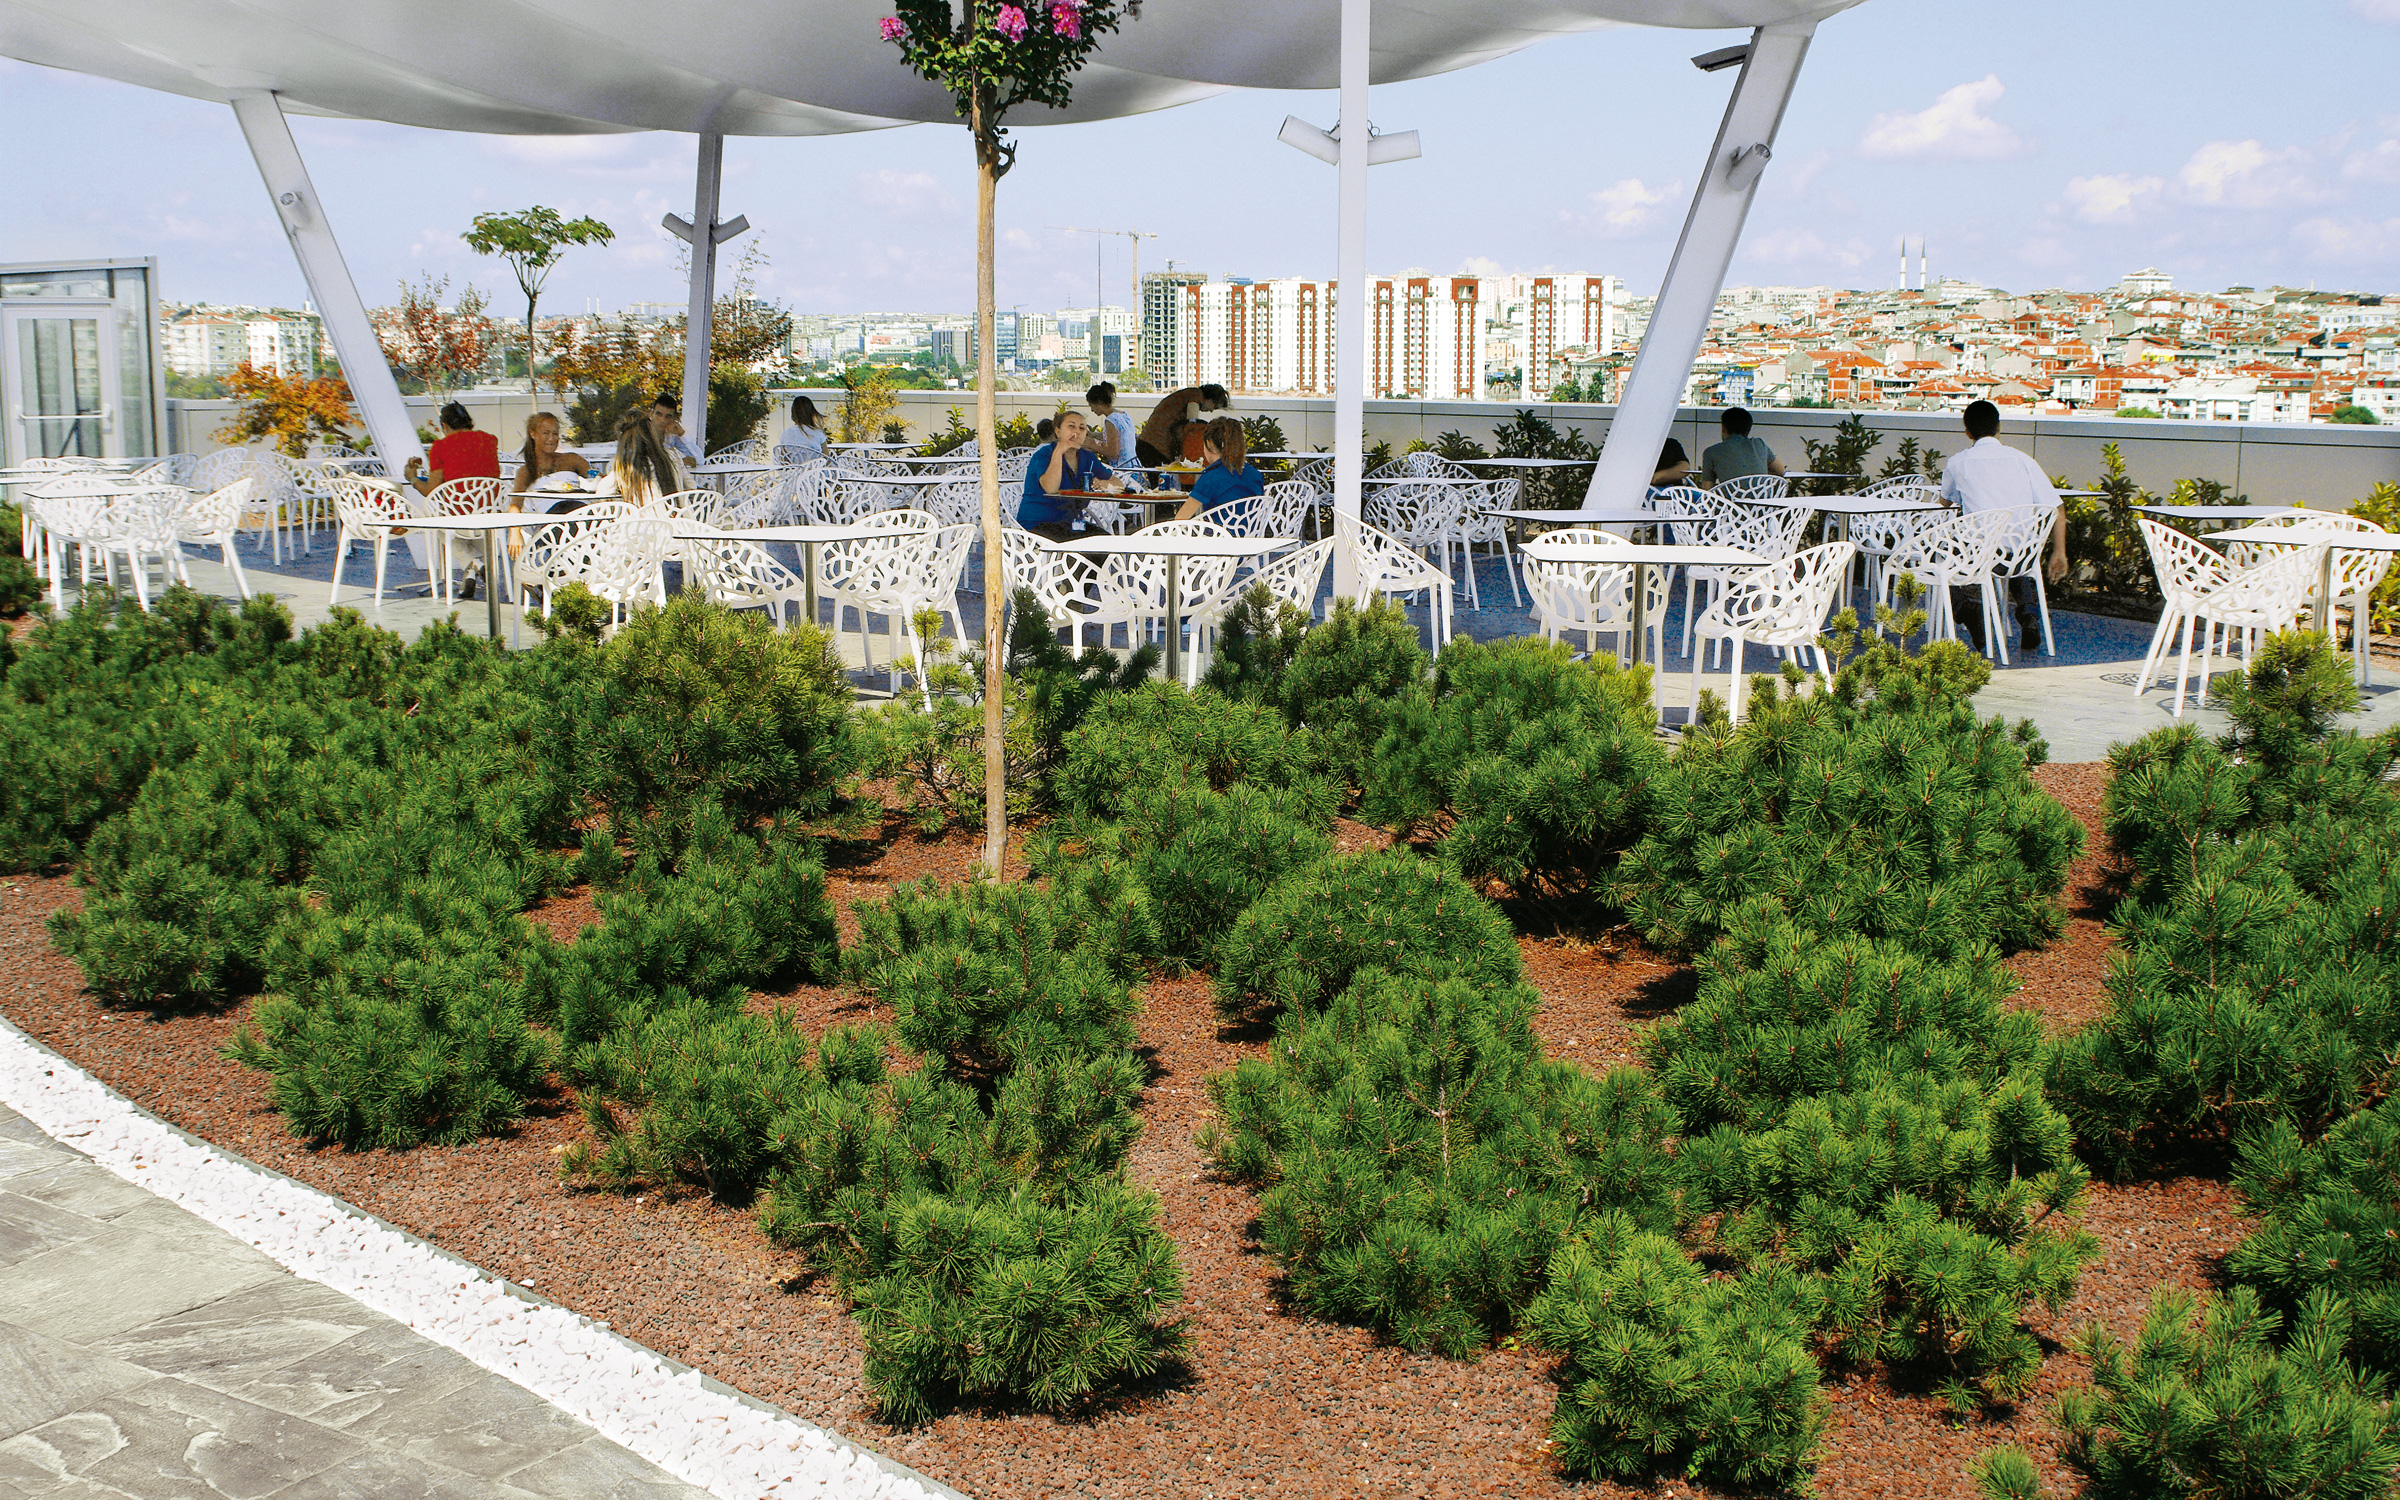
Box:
2 0 2394 318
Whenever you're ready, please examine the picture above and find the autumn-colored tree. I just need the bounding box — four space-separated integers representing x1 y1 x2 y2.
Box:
215 364 357 457
373 275 504 399
880 0 1143 873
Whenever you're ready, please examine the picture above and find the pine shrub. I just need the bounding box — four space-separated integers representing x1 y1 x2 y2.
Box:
847 875 1147 1075
2041 1287 2399 1500
1205 969 1679 1355
1361 636 1664 904
1613 684 2080 959
1527 1211 1829 1489
1198 582 1309 705
2228 1098 2400 1378
1642 904 2043 1133
575 594 856 865
1275 595 1429 793
49 862 298 1012
1213 849 1523 1023
1054 678 1315 822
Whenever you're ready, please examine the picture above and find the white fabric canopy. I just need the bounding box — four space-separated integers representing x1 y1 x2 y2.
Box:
0 0 1859 136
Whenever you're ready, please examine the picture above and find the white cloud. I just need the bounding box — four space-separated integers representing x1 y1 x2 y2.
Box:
2343 134 2400 183
853 168 950 214
2062 172 2163 224
1858 75 2027 160
1456 255 1502 277
1742 227 1867 270
2353 0 2400 21
1568 177 1681 237
2175 138 2325 208
2289 214 2400 263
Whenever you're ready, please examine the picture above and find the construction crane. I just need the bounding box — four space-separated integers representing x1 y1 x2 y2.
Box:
1052 226 1158 368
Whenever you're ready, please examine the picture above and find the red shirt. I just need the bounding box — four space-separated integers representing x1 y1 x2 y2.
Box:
428 429 501 481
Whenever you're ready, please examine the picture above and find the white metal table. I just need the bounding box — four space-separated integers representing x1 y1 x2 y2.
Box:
399 512 558 642
1519 535 1765 672
2135 503 2319 531
1042 531 1298 681
2208 523 2400 639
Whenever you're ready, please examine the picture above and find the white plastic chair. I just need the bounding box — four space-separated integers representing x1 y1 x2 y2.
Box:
587 513 677 630
817 509 934 652
1343 515 1455 650
517 501 634 614
2133 519 2235 708
1689 541 1856 726
2165 542 2325 717
100 487 187 610
1987 504 2064 658
693 534 813 630
851 522 977 700
423 476 513 603
28 476 121 608
1103 518 1241 667
1877 510 2011 661
327 475 418 607
174 476 258 600
1710 473 1791 503
2230 513 2390 686
1523 529 1669 662
1001 528 1111 647
1185 538 1336 686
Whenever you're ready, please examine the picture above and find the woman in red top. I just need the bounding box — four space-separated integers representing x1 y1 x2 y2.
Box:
403 402 501 495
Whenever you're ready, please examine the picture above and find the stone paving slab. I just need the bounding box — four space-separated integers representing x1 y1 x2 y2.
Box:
0 1104 713 1500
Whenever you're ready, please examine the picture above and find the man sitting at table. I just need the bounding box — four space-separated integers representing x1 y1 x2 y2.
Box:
1698 406 1784 487
1020 409 1114 541
1942 399 2067 654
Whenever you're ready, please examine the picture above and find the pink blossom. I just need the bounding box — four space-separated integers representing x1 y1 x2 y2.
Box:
1049 1 1082 35
878 15 906 40
994 3 1028 40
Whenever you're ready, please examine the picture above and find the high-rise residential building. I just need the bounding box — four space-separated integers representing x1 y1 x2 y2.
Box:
928 327 975 366
1161 273 1491 400
1481 274 1620 398
1141 270 1206 382
163 314 248 378
162 304 321 378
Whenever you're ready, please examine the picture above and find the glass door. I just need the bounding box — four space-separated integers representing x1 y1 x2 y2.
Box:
1 302 121 465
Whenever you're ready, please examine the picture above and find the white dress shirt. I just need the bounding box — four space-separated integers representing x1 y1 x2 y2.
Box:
1941 435 2058 514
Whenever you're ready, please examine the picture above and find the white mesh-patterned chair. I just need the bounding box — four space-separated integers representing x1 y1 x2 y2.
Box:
2161 541 2325 717
1876 510 2012 660
1184 537 1336 686
1102 518 1242 667
1522 528 1669 662
816 509 934 654
516 501 635 615
1710 473 1791 503
1987 504 2064 658
1342 515 1455 650
174 476 259 600
327 475 418 607
1689 540 1856 726
693 534 813 630
422 477 513 603
1001 528 1109 646
2133 519 2235 707
2231 512 2391 686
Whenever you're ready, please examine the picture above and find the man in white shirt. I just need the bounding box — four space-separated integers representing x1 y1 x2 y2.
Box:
1939 400 2068 653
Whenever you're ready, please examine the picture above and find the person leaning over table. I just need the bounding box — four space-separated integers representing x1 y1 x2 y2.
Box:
1698 406 1784 487
1942 398 2068 655
1175 417 1265 522
1019 409 1114 542
1135 382 1229 469
402 401 503 597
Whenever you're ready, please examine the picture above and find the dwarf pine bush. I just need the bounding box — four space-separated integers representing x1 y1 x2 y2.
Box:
2051 638 2400 1174
1054 678 1316 822
1977 1287 2400 1500
1214 849 1524 1023
1362 636 1665 905
1613 680 2079 959
2228 1098 2400 1378
573 594 856 865
1274 594 1429 793
1206 969 1679 1355
1528 1213 1828 1489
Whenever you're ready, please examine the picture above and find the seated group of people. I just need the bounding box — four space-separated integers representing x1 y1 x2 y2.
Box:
1020 382 1257 541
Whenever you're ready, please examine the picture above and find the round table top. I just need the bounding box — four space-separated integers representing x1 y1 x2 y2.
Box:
1457 456 1599 467
672 521 916 544
2207 524 2400 552
1519 536 1766 566
1481 506 1664 526
397 512 561 531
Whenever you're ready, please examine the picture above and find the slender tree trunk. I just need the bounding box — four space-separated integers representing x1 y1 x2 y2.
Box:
974 97 1006 877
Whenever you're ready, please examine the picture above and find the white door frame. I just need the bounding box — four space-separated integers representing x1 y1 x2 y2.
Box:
0 299 123 468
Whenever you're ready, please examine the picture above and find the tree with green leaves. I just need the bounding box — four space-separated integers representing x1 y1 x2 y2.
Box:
461 207 615 395
880 0 1141 874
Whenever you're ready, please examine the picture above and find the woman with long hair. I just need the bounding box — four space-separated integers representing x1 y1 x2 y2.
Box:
602 408 683 506
1176 415 1264 521
512 412 589 508
777 395 827 464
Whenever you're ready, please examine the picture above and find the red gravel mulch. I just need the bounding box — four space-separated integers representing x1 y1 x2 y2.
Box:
0 763 2239 1500
2006 761 2123 1035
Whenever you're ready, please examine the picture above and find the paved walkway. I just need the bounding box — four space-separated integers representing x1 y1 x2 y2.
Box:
0 1103 711 1500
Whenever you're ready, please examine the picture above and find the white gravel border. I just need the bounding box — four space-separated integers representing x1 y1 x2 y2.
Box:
0 1016 963 1500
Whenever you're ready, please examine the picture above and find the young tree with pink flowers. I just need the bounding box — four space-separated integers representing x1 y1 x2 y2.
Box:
880 0 1141 875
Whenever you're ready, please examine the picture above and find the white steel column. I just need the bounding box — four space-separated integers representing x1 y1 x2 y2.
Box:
1581 21 1816 510
1330 0 1370 597
227 92 422 475
664 132 749 457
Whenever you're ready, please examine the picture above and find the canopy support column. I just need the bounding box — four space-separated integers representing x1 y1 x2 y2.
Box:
1330 0 1371 598
665 132 750 459
227 91 421 475
1580 21 1815 510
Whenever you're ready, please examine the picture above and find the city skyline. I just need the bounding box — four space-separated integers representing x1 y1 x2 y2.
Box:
2 1 2394 322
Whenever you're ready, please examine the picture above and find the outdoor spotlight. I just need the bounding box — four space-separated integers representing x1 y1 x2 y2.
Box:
1691 44 1750 73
